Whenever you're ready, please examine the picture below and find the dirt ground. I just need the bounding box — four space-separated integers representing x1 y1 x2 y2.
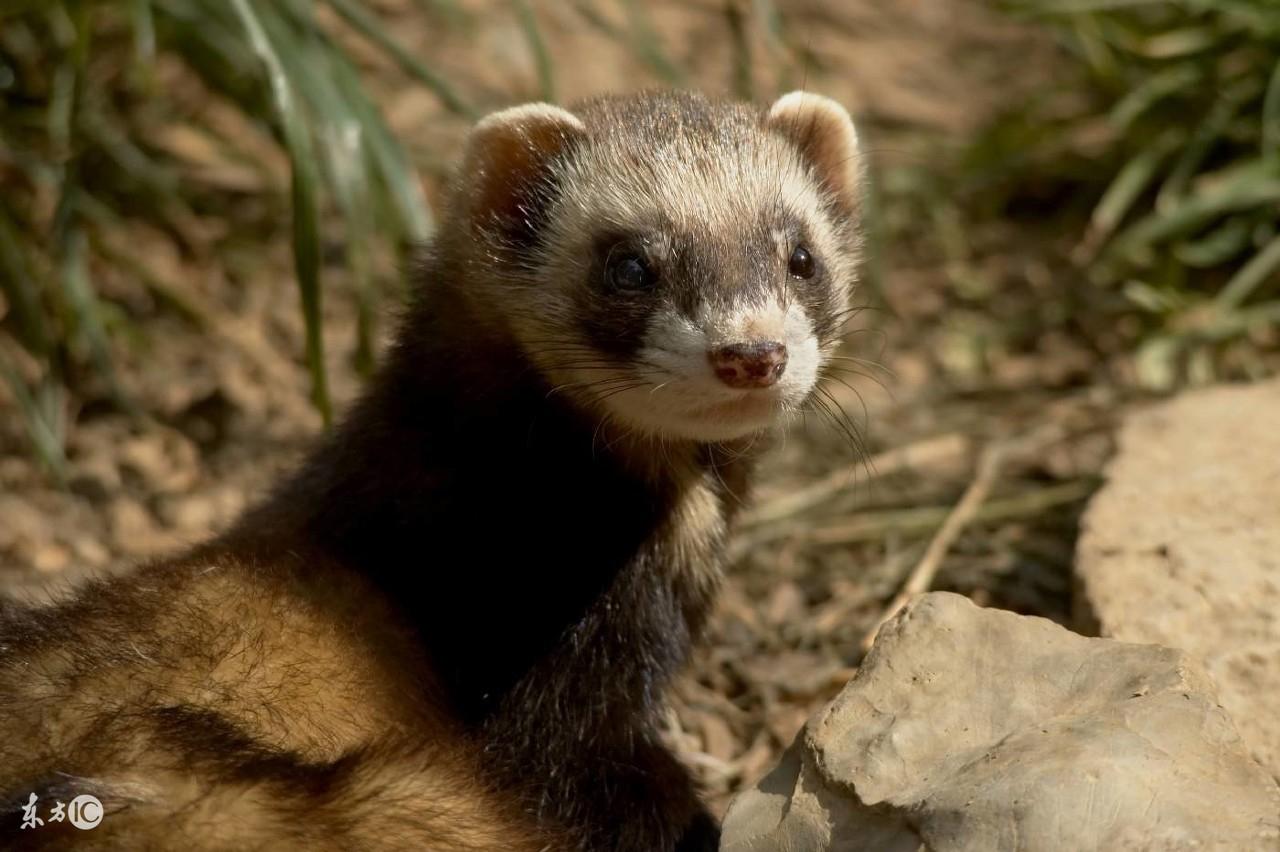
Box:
1 0 1140 815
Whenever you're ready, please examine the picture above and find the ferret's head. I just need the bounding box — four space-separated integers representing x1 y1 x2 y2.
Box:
452 90 863 443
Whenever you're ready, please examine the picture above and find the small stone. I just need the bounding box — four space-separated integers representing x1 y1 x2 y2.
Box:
70 535 110 567
162 493 219 533
119 430 201 494
109 497 172 557
31 542 70 574
763 582 806 627
700 713 737 764
0 496 43 550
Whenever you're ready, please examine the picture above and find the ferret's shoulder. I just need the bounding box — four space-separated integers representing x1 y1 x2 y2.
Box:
0 550 433 767
0 552 560 850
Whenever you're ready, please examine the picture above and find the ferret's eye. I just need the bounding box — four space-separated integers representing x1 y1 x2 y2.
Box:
607 252 657 292
788 245 816 279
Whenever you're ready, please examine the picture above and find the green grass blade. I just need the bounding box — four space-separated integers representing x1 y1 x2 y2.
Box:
60 227 131 411
325 48 434 242
47 64 75 157
1063 12 1118 81
271 4 379 373
1112 170 1280 257
620 0 686 85
230 0 331 426
332 145 376 376
0 205 52 358
153 0 258 87
753 0 785 53
859 158 888 307
272 0 431 360
1216 233 1280 311
0 347 68 485
1005 0 1171 13
1133 26 1218 60
411 0 470 29
570 0 622 37
569 1 685 84
324 0 476 118
1174 216 1253 268
512 0 555 102
1155 92 1243 212
238 0 432 382
44 2 133 413
279 0 433 241
130 0 156 63
1264 58 1280 155
725 0 753 101
81 112 179 200
326 122 378 376
1109 63 1201 133
1088 133 1176 245
753 0 804 93
0 0 56 16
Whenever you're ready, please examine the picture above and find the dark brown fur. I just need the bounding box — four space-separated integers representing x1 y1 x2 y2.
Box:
0 89 862 850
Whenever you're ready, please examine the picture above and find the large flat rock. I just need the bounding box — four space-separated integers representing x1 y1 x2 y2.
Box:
721 593 1280 852
1076 378 1280 780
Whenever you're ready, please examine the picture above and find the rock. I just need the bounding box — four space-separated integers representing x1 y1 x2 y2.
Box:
159 492 220 533
69 534 110 567
108 496 174 557
0 496 45 552
721 592 1280 852
67 454 121 503
30 542 71 574
1076 378 1280 780
698 713 738 764
763 581 807 628
119 429 201 493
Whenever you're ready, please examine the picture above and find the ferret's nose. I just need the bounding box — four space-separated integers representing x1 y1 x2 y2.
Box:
709 342 788 389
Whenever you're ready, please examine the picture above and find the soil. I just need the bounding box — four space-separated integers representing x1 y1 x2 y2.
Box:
0 0 1136 816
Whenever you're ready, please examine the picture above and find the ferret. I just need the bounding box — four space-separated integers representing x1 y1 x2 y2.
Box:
0 88 864 851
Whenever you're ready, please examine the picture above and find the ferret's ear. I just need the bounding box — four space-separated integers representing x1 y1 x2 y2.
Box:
460 103 585 241
765 92 863 215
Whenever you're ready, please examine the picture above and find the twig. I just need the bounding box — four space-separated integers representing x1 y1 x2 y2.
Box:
860 442 1006 652
805 480 1094 546
741 432 969 528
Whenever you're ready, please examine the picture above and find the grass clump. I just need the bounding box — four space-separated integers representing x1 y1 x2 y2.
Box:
0 0 441 476
968 0 1280 388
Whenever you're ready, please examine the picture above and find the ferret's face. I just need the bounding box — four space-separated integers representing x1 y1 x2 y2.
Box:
463 92 863 443
532 167 855 443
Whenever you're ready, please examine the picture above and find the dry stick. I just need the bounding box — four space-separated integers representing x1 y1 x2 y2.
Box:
728 433 970 562
741 432 970 528
859 441 1007 652
806 479 1092 545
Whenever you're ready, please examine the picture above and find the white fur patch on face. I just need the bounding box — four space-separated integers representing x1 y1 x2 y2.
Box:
597 297 821 442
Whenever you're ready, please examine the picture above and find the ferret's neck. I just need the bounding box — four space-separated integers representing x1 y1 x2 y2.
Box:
225 277 735 722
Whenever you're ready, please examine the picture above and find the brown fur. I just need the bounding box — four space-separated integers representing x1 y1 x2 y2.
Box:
0 89 862 850
0 553 555 850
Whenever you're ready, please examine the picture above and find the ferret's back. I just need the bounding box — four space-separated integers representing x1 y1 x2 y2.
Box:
0 554 556 850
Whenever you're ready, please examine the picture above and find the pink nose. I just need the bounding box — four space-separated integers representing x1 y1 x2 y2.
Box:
709 342 788 389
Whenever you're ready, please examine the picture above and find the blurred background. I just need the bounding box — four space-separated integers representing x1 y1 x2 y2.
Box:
1 0 1278 816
